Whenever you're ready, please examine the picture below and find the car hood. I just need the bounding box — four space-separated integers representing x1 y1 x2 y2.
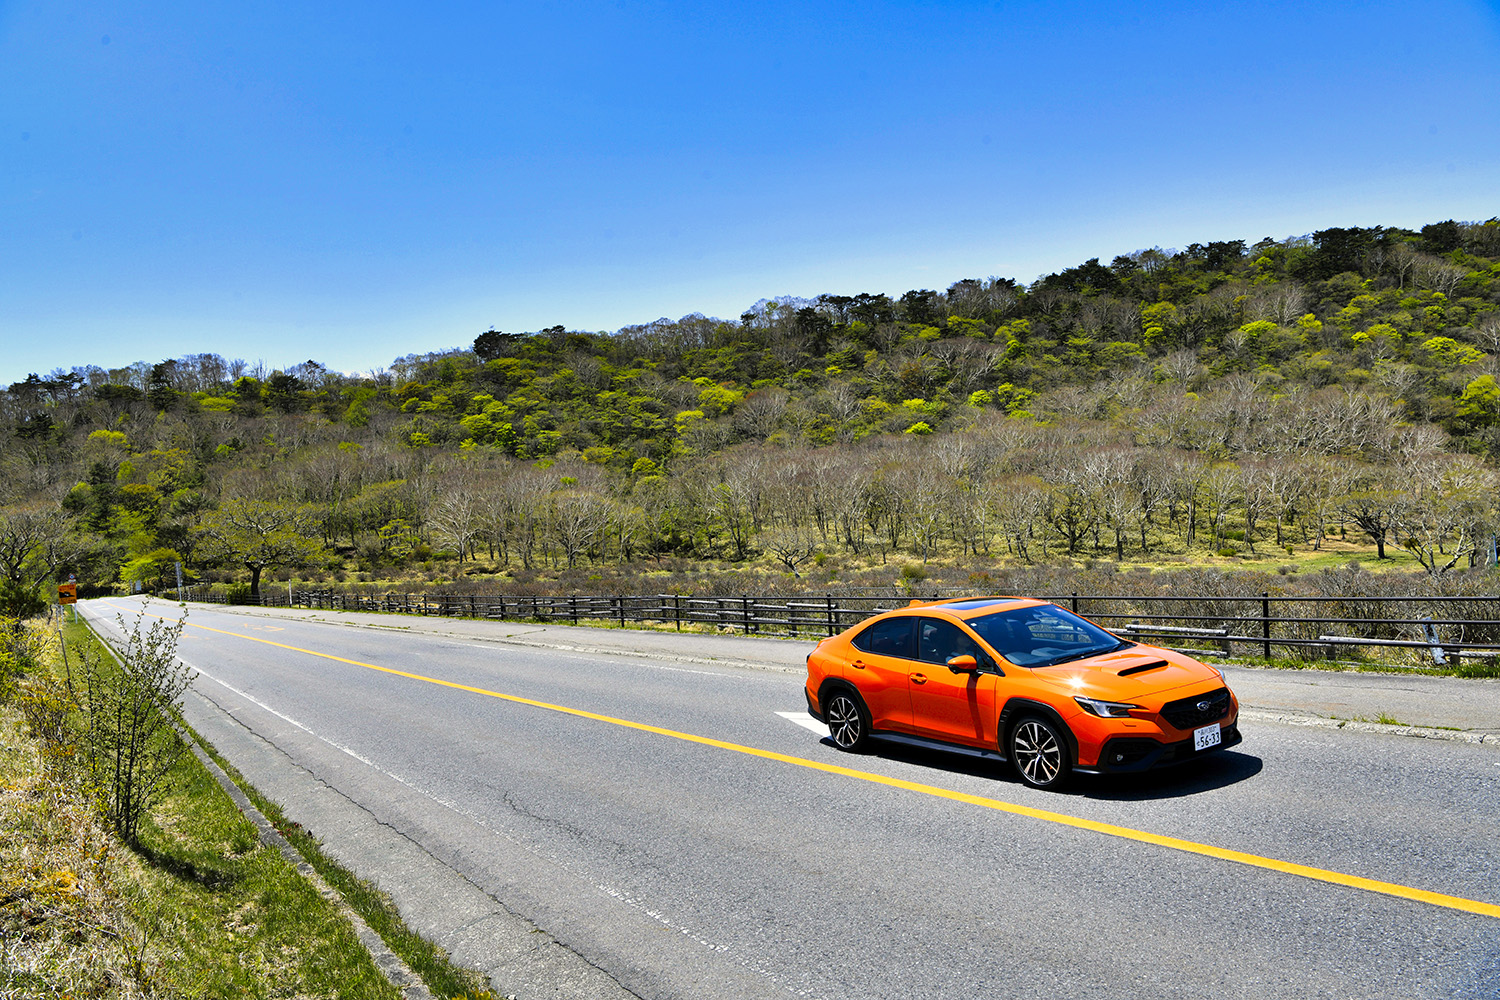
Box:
1026 646 1223 700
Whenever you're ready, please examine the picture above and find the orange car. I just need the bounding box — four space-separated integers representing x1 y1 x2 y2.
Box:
804 597 1241 789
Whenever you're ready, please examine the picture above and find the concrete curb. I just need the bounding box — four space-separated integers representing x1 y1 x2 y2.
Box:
185 737 436 1000
1236 707 1500 745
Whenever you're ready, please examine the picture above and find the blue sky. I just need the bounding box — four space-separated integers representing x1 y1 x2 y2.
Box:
3 1 1499 385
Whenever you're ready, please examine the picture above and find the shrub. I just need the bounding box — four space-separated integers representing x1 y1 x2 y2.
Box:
1 615 49 703
0 580 47 620
76 605 195 846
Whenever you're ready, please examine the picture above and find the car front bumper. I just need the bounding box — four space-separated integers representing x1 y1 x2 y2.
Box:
1078 722 1243 775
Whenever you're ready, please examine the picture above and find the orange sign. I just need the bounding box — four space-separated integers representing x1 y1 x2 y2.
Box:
57 583 77 605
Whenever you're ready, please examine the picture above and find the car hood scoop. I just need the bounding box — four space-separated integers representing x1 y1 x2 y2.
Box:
1114 658 1169 676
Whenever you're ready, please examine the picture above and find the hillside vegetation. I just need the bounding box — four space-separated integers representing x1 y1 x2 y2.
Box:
3 217 1500 608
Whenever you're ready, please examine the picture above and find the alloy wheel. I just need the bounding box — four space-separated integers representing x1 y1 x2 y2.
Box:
826 693 866 751
1012 719 1065 788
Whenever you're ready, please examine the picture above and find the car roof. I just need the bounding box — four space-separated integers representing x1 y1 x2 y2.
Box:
893 596 1048 620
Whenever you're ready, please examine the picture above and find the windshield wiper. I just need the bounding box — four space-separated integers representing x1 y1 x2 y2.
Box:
1038 640 1132 666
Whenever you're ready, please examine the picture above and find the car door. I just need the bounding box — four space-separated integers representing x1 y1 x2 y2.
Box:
848 615 916 732
909 617 995 745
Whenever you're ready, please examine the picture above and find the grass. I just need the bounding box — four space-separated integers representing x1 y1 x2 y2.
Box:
191 738 495 1000
1 697 403 999
2 617 500 1000
1339 712 1408 726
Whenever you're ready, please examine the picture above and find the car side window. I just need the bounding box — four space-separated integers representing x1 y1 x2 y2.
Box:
917 618 981 665
852 616 916 659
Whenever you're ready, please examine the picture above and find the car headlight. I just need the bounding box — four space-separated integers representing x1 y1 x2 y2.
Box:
1074 696 1139 718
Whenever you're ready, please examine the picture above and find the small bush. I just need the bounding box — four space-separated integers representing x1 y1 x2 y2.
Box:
0 615 49 700
0 581 47 620
76 605 195 846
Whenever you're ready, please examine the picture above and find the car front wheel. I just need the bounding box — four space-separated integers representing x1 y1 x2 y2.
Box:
825 690 870 752
1009 716 1071 790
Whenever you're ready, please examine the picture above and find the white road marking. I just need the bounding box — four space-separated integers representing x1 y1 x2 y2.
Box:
777 711 828 736
188 662 393 775
185 657 799 994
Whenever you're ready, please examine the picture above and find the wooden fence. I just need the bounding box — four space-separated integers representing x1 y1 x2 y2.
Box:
174 586 1500 667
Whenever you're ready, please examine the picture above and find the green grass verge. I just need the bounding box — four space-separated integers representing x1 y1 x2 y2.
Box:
4 615 500 1000
190 738 495 1000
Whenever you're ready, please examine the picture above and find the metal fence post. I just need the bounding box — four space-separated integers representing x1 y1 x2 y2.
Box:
826 594 835 636
1261 592 1271 659
742 595 751 634
618 595 626 629
1071 592 1079 614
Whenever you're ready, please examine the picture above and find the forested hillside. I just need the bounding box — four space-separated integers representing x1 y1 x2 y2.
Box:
3 217 1500 611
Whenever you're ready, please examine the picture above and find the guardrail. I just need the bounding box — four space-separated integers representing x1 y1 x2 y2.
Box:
171 586 1500 667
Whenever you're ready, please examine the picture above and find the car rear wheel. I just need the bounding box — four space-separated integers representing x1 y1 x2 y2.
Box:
1009 716 1070 790
825 690 870 752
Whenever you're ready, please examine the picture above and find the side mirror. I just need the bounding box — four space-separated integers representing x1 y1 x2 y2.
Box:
945 654 978 674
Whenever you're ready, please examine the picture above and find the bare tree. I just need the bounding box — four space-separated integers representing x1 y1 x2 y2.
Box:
1340 465 1404 559
993 475 1047 562
429 465 485 561
733 386 790 440
1245 283 1309 325
760 523 820 576
549 489 613 569
1387 242 1420 289
1413 256 1470 297
1393 454 1496 573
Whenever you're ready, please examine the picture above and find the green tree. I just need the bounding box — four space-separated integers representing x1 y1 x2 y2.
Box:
195 498 327 596
0 505 86 618
1457 374 1500 427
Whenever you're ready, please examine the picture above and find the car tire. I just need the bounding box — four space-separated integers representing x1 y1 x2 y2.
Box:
824 689 870 752
1009 716 1071 790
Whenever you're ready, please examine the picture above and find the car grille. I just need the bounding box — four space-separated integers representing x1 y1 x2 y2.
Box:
1160 688 1230 730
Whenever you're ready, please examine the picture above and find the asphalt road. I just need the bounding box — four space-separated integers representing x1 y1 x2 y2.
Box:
79 598 1500 1000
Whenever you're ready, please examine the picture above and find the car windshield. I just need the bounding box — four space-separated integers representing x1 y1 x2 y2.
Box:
964 605 1131 667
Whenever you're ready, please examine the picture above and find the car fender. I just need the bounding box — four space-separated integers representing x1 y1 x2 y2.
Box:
817 677 865 719
996 698 1079 765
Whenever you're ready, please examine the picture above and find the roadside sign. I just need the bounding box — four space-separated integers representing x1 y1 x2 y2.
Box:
57 582 77 605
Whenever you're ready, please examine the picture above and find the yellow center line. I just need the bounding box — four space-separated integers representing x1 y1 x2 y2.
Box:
100 602 1500 921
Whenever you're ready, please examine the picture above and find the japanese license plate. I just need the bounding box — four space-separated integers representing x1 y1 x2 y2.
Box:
1193 723 1222 751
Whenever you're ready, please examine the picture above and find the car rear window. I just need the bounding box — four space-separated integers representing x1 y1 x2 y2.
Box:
852 616 916 659
965 605 1127 667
